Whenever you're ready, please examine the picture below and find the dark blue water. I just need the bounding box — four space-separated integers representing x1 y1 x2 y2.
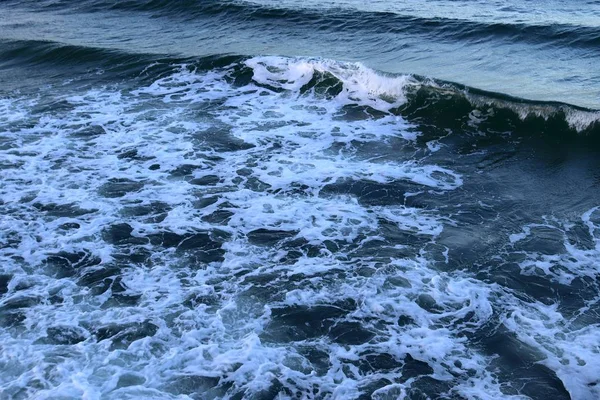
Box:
0 1 599 399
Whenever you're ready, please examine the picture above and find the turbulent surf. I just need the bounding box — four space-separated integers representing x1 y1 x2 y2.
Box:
1 1 599 400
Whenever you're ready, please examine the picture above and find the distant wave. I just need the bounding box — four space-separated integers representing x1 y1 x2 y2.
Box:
1 39 599 135
7 0 600 50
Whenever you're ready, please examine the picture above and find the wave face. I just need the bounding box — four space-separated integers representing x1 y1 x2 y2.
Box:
0 2 600 400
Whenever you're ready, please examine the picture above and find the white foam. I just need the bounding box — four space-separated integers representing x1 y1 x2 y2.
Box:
498 208 600 398
510 210 600 284
503 298 600 399
246 56 417 111
565 108 600 132
2 56 589 399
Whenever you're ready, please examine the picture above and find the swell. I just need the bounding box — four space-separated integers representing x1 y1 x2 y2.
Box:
1 38 598 136
397 82 600 136
8 0 600 50
0 39 245 81
0 39 155 70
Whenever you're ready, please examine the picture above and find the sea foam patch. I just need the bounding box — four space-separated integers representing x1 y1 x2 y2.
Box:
0 56 595 399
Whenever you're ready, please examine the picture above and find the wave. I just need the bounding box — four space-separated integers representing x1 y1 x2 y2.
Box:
0 39 243 81
234 56 600 135
398 81 600 135
0 39 153 69
1 34 600 400
8 0 600 50
1 39 598 135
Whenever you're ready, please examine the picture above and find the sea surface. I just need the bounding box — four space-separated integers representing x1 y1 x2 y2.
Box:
1 1 600 399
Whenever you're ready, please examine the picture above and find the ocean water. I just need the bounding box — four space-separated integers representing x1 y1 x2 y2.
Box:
0 1 600 399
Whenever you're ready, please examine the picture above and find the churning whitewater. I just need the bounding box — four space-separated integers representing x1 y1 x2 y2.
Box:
1 1 600 399
1 54 599 399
